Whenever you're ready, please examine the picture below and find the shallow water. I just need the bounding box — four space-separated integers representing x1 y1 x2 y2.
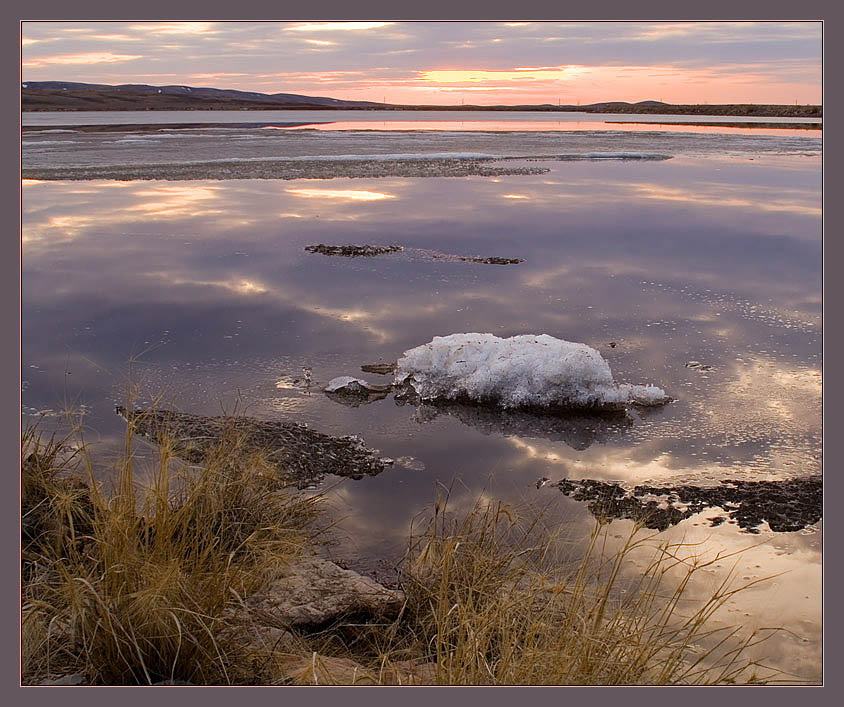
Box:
21 130 821 681
21 108 823 128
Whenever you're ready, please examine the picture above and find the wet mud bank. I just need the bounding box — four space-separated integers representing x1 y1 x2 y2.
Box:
546 476 822 532
305 244 525 265
22 158 549 182
117 407 390 488
305 244 404 257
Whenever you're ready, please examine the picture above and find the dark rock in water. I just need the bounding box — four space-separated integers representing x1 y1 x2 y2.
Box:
549 476 821 532
305 244 403 257
685 361 713 372
360 362 397 375
116 407 389 488
457 255 524 265
416 248 524 265
324 376 393 407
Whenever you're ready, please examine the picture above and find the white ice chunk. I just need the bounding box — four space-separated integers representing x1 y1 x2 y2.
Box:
394 333 669 410
625 383 671 406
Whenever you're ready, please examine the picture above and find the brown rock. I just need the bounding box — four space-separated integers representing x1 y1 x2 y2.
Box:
248 555 406 630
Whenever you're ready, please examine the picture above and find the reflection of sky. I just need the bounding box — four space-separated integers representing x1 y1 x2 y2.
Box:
287 121 819 137
19 110 825 129
21 124 822 172
21 154 821 679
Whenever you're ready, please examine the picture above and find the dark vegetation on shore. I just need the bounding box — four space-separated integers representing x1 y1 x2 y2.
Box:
21 405 786 686
21 81 821 118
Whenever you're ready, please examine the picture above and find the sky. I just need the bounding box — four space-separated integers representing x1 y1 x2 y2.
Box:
20 21 823 105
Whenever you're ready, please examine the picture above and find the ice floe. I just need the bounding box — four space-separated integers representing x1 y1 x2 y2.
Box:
394 333 669 411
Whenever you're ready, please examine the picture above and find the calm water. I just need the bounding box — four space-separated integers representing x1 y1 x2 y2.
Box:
21 108 823 128
21 114 822 681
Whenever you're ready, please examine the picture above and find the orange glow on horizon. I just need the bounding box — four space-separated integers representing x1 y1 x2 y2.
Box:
421 67 589 83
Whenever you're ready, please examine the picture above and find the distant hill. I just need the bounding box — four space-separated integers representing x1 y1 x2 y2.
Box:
21 81 822 118
21 81 383 111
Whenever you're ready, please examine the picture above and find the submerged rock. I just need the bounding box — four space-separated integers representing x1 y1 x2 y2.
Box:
394 333 669 411
396 455 426 471
305 244 403 257
117 407 390 488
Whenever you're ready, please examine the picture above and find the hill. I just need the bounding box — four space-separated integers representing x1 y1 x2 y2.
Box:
21 81 382 111
21 82 822 118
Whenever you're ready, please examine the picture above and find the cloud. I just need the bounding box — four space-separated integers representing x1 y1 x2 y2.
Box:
187 72 250 81
421 67 589 83
127 22 220 35
19 21 821 104
284 22 395 32
23 52 143 68
84 34 143 42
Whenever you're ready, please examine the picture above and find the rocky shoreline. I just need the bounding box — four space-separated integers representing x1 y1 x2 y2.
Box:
546 476 822 533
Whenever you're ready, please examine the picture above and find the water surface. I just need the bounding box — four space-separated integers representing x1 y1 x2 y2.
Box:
21 127 822 681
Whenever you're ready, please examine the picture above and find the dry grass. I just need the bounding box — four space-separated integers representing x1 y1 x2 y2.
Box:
355 487 779 686
21 412 321 685
21 415 778 686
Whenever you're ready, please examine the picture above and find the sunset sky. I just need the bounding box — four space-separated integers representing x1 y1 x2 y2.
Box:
21 21 823 105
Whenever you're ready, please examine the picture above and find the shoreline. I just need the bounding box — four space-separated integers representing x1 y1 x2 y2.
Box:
22 102 822 118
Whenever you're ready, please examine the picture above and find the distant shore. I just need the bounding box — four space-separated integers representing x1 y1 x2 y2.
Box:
605 120 821 130
22 95 821 119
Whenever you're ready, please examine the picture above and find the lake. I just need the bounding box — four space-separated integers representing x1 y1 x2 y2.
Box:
21 110 822 682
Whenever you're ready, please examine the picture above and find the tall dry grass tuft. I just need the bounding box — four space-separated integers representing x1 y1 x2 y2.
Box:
377 487 777 685
21 411 321 685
